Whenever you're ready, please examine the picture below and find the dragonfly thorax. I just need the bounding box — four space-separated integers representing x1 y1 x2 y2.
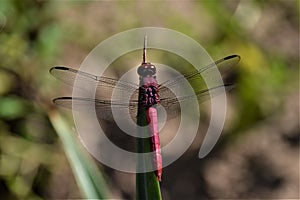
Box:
137 62 156 77
139 84 160 107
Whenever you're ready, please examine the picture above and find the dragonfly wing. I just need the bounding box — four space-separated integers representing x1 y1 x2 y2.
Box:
159 84 234 120
53 97 138 122
50 66 139 101
158 55 240 99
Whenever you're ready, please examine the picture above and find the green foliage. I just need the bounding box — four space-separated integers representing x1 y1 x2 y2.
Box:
0 96 29 120
48 110 109 199
0 0 298 199
0 1 109 199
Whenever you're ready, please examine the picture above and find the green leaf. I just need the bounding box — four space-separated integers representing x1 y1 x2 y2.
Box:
0 96 29 120
48 110 110 199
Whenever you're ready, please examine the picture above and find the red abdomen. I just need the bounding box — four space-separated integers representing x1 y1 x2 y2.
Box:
146 107 162 181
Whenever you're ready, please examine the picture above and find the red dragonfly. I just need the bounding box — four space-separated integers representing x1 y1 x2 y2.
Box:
50 37 240 181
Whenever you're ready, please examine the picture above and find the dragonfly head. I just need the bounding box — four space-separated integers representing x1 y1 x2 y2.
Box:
137 63 156 77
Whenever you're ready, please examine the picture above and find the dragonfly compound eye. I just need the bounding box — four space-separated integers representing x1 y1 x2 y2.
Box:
137 63 156 76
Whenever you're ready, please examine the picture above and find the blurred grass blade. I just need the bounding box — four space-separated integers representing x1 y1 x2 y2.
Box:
48 109 109 199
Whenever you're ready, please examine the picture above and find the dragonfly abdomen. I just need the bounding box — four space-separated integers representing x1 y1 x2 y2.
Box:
146 107 162 181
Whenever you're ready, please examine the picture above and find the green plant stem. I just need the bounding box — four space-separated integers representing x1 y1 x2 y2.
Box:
136 106 162 200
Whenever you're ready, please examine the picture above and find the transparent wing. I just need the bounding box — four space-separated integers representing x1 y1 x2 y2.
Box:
53 97 138 122
160 85 234 120
158 55 240 99
50 67 140 122
158 55 240 119
50 66 139 101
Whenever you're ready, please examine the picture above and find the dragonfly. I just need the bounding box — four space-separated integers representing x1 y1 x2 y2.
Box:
50 36 240 181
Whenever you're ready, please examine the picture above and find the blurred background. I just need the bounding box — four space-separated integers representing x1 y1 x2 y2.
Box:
0 0 298 199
